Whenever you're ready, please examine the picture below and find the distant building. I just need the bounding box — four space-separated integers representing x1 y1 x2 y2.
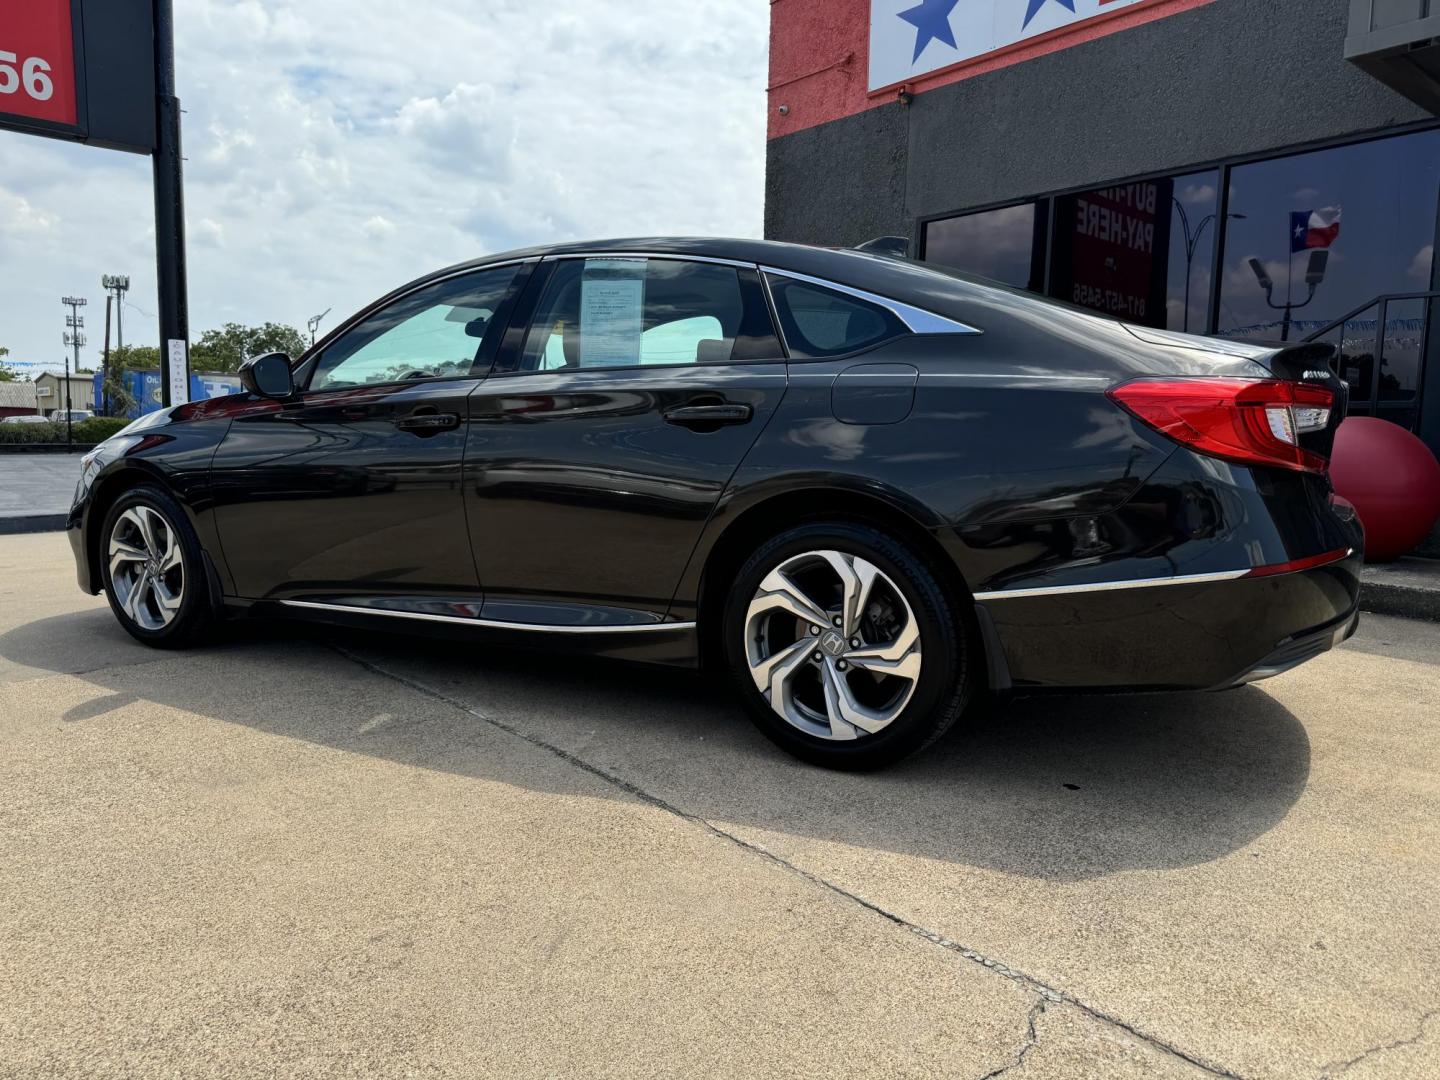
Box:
95 368 242 419
0 381 39 418
32 373 96 417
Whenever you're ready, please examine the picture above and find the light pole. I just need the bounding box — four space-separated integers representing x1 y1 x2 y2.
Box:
101 275 130 417
1171 200 1246 333
1249 251 1330 342
61 296 87 447
308 308 332 348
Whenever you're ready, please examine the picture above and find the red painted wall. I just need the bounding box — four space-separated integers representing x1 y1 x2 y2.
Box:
768 0 1216 141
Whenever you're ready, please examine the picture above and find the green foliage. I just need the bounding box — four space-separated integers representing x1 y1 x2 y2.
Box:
74 416 131 442
101 369 139 417
107 344 161 370
0 416 131 445
102 324 309 378
0 421 63 444
0 344 17 382
191 322 308 373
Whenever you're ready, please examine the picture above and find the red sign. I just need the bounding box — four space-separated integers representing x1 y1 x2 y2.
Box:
0 1 79 129
1053 180 1174 326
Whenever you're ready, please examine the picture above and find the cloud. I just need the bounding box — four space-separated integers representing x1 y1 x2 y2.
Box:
389 84 516 179
0 0 768 368
362 215 396 238
1179 183 1215 206
1409 245 1433 282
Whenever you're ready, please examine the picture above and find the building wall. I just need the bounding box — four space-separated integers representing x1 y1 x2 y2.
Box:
34 375 97 415
766 0 1432 246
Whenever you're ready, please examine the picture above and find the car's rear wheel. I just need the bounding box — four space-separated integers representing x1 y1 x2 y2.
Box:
723 521 974 770
100 486 213 648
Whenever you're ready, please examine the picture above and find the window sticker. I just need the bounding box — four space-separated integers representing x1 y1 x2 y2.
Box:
580 259 646 367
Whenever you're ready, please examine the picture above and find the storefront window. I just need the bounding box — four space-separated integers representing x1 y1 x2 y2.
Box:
1216 130 1440 347
1048 172 1219 330
922 202 1046 291
1165 172 1221 333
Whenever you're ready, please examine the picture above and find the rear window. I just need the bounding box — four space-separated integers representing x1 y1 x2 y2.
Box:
766 277 908 359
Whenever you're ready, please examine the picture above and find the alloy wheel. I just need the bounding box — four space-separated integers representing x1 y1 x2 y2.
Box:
108 504 185 631
744 549 922 741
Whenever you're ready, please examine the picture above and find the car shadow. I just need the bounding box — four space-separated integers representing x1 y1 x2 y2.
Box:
0 610 1312 882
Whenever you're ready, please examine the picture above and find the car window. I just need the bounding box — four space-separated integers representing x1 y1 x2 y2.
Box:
309 264 520 390
765 277 908 359
519 258 748 371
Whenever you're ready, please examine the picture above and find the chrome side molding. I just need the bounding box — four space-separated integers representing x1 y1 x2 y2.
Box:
279 599 696 634
973 569 1249 601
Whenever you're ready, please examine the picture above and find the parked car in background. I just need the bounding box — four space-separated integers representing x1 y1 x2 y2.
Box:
65 238 1363 769
49 409 94 423
0 415 51 425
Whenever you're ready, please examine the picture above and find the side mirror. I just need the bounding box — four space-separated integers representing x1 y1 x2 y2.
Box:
240 352 295 399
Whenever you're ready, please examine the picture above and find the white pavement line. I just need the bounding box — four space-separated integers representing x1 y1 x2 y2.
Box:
331 643 1246 1080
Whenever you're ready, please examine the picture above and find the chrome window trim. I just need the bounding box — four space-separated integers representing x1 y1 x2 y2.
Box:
544 252 757 269
280 598 696 634
760 265 981 336
973 569 1249 601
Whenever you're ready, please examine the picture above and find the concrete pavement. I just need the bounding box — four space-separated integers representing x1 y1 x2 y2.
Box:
1 530 1437 1078
0 453 83 533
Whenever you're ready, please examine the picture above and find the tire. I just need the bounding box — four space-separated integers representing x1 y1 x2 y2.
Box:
723 521 974 770
99 485 214 648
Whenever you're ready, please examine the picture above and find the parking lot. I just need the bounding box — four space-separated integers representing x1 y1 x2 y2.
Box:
1 529 1436 1079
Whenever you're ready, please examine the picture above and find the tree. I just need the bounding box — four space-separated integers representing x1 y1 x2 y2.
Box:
191 322 308 373
0 345 17 382
108 344 162 370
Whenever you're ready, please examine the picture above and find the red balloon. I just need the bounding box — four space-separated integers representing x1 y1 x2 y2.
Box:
1329 417 1440 562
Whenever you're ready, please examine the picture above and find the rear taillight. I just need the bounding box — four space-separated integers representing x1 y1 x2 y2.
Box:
1106 377 1335 474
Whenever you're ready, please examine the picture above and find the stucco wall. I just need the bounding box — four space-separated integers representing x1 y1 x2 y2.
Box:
766 0 1433 247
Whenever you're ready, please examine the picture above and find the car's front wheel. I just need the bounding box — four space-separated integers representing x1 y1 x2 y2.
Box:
723 521 975 770
100 486 213 648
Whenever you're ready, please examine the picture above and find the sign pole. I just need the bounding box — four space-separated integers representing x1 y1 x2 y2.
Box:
151 0 189 408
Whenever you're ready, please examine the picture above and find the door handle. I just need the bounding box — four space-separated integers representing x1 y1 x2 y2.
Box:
662 403 753 427
395 412 460 433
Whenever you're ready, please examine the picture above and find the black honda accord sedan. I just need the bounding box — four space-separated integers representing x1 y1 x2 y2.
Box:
68 238 1362 769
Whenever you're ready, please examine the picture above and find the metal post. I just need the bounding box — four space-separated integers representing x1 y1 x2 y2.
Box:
61 297 86 438
152 0 189 408
102 295 113 417
1283 218 1293 342
64 349 73 449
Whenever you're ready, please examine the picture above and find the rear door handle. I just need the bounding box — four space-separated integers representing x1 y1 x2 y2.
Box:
395 412 460 433
662 403 753 427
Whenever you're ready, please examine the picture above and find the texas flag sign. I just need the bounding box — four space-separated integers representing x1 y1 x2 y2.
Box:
1290 208 1342 253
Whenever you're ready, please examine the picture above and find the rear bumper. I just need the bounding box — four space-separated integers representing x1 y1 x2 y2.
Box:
979 550 1362 691
1227 605 1359 688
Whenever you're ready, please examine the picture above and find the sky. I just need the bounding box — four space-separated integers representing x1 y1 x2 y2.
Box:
0 0 770 374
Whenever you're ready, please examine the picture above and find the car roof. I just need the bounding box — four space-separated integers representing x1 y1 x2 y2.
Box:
410 237 995 317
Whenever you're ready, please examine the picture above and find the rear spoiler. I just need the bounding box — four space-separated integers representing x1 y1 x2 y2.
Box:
1255 341 1340 383
854 236 910 260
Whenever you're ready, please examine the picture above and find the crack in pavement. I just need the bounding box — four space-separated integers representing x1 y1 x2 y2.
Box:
1318 1007 1438 1077
332 645 1246 1080
977 996 1048 1080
